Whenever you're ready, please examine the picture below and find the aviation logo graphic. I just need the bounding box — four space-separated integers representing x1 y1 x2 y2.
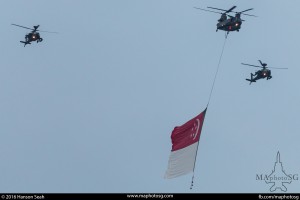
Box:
256 151 298 192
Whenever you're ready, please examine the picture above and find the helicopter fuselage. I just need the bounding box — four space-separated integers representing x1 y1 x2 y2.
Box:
217 17 242 32
26 32 43 43
255 69 271 80
247 69 272 84
194 6 255 34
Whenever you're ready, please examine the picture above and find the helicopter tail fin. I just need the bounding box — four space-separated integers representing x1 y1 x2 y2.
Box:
20 41 31 47
246 79 256 84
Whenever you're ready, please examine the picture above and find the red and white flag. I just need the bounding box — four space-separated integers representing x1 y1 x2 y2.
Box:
165 108 206 179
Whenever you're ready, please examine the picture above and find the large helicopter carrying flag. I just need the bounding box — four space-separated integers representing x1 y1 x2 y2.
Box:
165 108 206 179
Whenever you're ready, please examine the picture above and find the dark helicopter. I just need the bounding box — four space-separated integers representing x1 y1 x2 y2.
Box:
12 24 57 47
194 6 257 37
241 60 288 84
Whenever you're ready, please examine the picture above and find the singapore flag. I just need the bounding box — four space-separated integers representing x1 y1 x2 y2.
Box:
165 109 206 179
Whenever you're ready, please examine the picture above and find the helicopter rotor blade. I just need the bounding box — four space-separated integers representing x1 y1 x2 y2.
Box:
207 6 228 12
257 60 288 69
33 25 40 32
207 6 236 14
258 60 264 66
240 8 253 13
265 67 288 70
11 24 34 31
241 13 257 17
225 6 237 13
35 25 58 34
12 24 58 34
38 30 59 34
232 8 257 17
241 63 262 68
194 7 223 15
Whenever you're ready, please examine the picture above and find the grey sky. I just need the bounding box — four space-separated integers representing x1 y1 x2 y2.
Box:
0 0 299 193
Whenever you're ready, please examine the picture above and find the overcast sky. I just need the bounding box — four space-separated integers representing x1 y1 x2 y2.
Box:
0 0 299 193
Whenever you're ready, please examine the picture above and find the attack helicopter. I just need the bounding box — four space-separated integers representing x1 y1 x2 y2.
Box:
11 24 57 47
241 60 288 84
194 6 257 37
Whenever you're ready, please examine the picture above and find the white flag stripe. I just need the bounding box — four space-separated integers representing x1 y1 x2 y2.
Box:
164 142 198 179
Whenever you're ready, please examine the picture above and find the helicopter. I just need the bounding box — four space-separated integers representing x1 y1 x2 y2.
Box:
11 24 57 47
194 6 257 37
241 60 288 84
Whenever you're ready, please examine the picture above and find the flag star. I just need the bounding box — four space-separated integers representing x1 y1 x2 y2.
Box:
190 132 195 138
